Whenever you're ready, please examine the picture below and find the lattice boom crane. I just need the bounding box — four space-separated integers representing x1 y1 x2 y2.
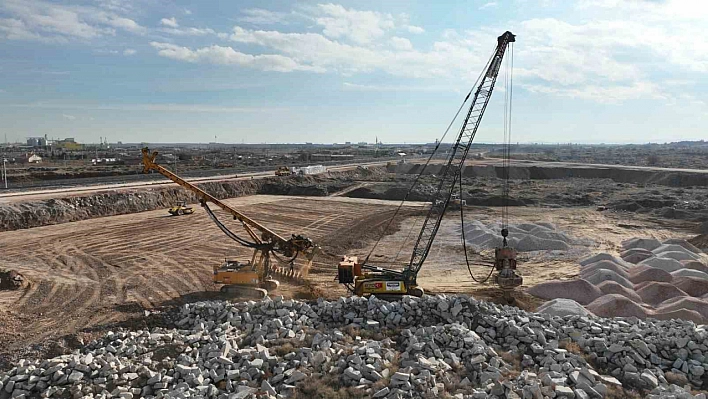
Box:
338 31 521 298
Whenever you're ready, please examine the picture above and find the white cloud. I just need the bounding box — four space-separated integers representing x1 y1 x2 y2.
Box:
406 25 425 34
522 82 666 103
0 0 145 42
512 8 708 102
160 17 178 28
62 114 76 120
160 26 216 36
389 36 412 50
96 14 145 34
183 9 192 15
479 2 498 9
239 8 288 25
312 3 395 44
123 48 136 55
150 42 324 72
229 26 490 78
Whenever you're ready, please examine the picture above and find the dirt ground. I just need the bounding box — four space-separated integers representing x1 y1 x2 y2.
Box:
0 194 696 368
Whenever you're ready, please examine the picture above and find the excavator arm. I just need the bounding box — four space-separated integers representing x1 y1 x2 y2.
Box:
141 147 315 258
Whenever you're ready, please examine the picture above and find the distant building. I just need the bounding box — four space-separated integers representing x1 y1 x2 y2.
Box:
55 138 82 150
26 137 47 147
92 158 118 165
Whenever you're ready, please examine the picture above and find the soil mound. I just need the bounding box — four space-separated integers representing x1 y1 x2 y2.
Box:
689 234 708 251
583 269 634 289
462 221 582 252
673 276 708 297
663 238 703 254
622 237 661 252
639 257 684 273
580 261 630 280
652 244 700 258
699 222 708 234
587 294 648 319
653 251 699 262
527 279 603 305
650 308 705 324
537 298 595 317
655 297 708 320
628 267 673 285
671 269 708 280
681 260 708 274
579 253 626 267
596 281 643 303
636 282 688 306
620 248 655 264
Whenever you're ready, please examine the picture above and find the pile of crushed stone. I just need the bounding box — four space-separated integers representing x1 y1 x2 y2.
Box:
2 294 707 399
460 221 592 252
531 237 708 324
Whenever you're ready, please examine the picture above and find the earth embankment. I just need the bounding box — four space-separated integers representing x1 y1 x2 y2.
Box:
0 170 382 232
391 162 708 187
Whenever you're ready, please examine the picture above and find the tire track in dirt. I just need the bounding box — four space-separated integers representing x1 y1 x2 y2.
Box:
0 196 405 359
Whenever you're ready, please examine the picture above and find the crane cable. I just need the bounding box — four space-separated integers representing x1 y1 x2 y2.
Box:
459 174 496 282
366 49 498 268
202 202 260 248
502 42 514 238
460 41 514 283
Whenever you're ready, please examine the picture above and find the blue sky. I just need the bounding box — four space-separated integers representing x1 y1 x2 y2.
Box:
0 0 706 144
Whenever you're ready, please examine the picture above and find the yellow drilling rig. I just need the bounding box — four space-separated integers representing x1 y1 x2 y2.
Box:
142 148 319 298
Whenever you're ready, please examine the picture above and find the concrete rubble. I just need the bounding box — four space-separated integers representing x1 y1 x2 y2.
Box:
2 294 708 399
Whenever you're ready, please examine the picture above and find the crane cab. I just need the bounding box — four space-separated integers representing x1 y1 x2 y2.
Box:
338 256 423 298
213 260 259 286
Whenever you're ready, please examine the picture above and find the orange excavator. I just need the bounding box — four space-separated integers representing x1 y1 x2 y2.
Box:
142 148 319 298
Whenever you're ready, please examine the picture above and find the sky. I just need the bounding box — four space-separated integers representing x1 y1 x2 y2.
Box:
0 0 706 145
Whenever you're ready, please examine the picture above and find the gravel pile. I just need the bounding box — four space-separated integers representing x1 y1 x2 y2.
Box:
3 294 708 399
531 237 708 322
461 221 590 252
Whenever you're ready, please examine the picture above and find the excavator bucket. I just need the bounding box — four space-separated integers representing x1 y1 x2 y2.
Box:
141 147 159 174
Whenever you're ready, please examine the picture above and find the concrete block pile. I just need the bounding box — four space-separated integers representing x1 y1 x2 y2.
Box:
2 294 708 398
530 237 708 323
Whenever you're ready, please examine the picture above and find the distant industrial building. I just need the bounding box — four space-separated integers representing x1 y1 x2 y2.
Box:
26 137 47 147
55 138 82 150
